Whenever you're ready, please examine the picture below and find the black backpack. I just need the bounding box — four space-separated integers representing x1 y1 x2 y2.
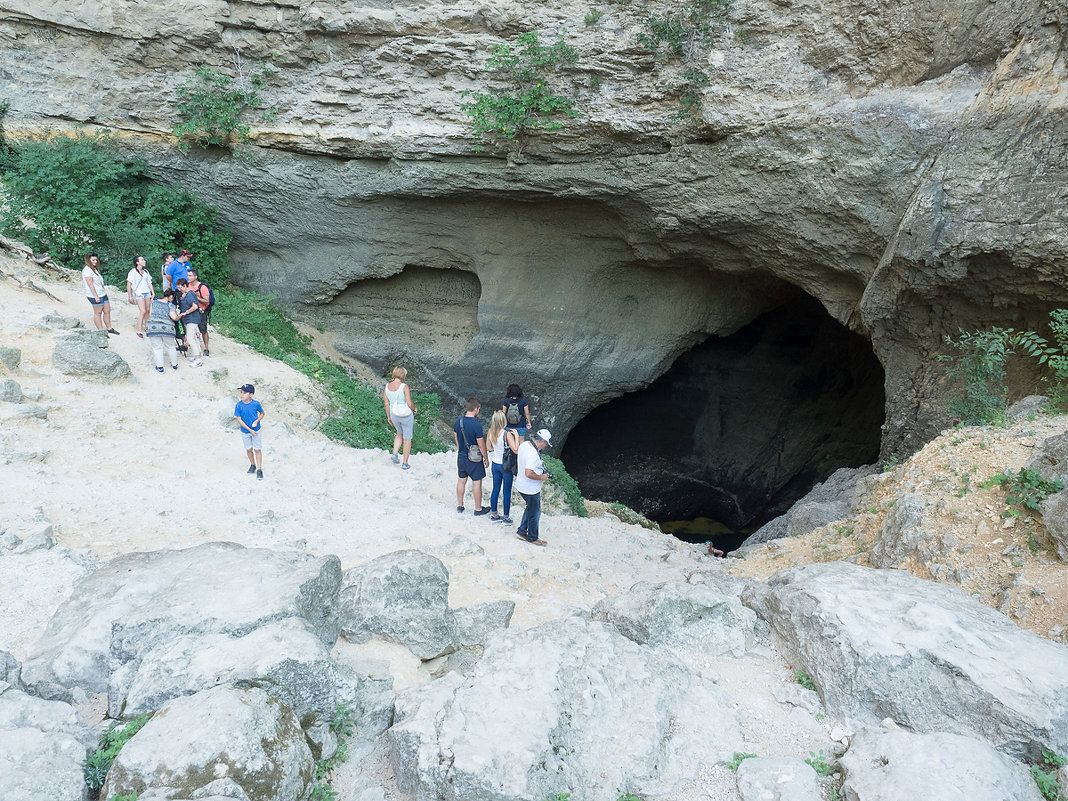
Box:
506 399 521 426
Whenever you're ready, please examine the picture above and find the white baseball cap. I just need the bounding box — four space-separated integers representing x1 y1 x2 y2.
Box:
536 428 552 446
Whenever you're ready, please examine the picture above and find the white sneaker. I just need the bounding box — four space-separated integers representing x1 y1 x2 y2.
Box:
192 358 203 367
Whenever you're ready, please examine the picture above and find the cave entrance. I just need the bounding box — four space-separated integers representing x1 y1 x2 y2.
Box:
560 295 885 551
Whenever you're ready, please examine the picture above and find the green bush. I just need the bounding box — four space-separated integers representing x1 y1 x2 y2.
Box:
542 455 588 517
805 749 833 777
794 669 816 691
0 130 231 286
312 703 358 801
940 327 1017 425
461 31 580 152
211 289 446 454
173 61 277 152
941 311 1068 424
1031 751 1067 801
84 713 151 796
982 468 1064 518
1016 309 1068 411
726 752 757 771
635 0 732 119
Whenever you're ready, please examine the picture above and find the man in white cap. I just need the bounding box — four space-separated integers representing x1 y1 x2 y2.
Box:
515 428 553 546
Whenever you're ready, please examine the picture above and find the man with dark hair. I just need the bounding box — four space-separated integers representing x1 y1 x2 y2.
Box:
188 268 213 356
454 398 489 515
175 278 203 367
516 429 553 546
165 250 191 292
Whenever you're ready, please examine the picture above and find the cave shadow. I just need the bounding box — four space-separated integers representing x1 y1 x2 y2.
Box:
561 294 886 543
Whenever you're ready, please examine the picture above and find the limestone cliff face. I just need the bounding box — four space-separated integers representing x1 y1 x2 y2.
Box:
2 0 1066 518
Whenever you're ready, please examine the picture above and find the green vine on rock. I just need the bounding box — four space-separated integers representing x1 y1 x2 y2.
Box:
173 51 277 153
461 31 580 153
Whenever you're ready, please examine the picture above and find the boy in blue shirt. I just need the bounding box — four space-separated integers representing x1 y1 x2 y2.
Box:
234 383 265 479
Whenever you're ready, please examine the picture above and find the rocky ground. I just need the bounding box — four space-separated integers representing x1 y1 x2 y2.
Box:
729 419 1068 644
1 249 1066 801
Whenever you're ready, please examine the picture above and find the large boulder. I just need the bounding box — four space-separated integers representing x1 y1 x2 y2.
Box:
0 378 22 402
1025 431 1068 484
839 725 1044 801
389 616 743 801
0 684 95 801
867 492 953 571
51 330 130 383
109 616 394 734
340 550 455 660
742 562 1068 760
451 600 515 648
22 542 342 700
590 575 760 657
742 465 877 549
0 345 21 371
1040 489 1068 561
102 685 314 801
0 650 26 691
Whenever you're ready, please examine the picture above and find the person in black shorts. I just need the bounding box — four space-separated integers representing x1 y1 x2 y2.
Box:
454 398 489 515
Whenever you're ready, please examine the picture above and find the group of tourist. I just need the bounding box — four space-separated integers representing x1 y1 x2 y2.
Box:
81 250 214 373
82 256 553 539
384 374 554 546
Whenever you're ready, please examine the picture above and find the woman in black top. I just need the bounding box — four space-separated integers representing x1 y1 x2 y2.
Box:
502 383 532 436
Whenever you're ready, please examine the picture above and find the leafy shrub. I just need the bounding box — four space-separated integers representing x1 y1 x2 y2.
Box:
84 713 151 796
794 669 816 691
1031 751 1067 801
1032 766 1060 801
0 130 231 285
981 468 1064 518
940 327 1017 425
461 31 580 152
312 702 357 800
584 7 604 24
173 58 277 152
330 701 357 738
542 455 588 517
211 289 446 455
805 749 833 777
1016 310 1068 411
635 0 732 119
637 0 734 60
726 751 757 771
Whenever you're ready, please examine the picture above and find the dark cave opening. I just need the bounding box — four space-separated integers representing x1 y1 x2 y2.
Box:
560 295 886 548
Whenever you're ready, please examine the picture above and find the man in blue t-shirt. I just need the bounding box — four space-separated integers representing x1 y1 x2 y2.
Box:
165 250 191 292
234 383 265 479
453 397 489 515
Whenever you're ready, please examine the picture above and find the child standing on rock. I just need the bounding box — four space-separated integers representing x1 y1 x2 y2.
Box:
235 384 265 480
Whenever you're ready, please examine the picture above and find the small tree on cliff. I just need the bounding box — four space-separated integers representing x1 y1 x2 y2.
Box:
461 31 580 154
172 49 277 154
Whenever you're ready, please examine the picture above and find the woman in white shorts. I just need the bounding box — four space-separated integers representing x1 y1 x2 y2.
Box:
383 366 418 470
82 253 118 334
126 255 154 338
145 290 181 372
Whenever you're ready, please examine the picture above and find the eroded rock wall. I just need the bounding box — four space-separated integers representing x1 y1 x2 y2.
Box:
2 0 1066 459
